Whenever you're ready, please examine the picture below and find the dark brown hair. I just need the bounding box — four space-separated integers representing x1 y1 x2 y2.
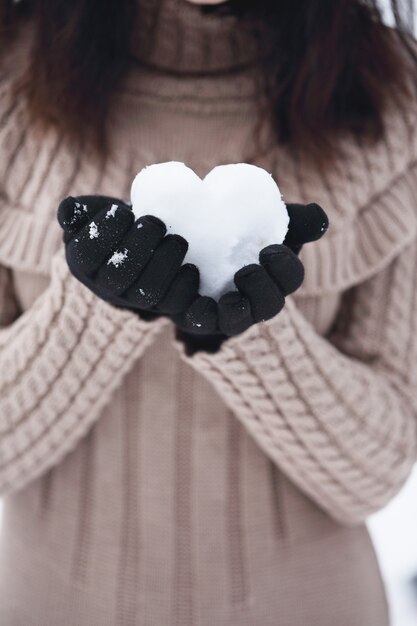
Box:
1 0 416 161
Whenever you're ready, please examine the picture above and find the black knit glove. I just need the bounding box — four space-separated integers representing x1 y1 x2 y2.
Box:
173 202 329 354
57 195 200 316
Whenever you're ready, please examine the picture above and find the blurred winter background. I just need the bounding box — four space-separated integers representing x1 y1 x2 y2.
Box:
0 2 416 625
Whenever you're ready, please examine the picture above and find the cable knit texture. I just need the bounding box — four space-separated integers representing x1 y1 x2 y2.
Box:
0 2 416 624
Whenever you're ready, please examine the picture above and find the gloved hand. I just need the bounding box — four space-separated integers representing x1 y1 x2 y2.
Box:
173 202 329 353
57 195 200 316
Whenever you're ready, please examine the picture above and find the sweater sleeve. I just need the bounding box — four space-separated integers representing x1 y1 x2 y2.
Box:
174 172 417 527
0 248 167 496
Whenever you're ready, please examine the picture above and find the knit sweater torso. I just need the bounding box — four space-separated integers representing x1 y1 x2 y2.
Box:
0 2 417 625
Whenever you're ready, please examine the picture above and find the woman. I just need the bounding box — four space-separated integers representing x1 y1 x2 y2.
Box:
0 0 416 624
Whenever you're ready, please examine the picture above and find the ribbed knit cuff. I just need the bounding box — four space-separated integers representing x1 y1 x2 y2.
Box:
173 297 416 524
0 249 168 494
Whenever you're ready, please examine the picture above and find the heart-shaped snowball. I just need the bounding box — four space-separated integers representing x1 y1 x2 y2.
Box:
131 162 289 300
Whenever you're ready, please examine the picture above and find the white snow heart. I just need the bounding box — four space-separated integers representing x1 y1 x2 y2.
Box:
131 162 289 300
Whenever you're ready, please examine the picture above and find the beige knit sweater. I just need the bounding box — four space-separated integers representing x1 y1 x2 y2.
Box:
1 1 417 624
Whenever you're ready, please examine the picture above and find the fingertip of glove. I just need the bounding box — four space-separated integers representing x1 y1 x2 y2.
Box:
57 196 77 227
181 263 200 279
59 195 76 208
164 233 189 254
183 295 218 334
234 263 262 281
259 244 287 261
190 295 217 313
167 233 188 245
218 291 253 337
307 203 329 239
137 214 167 235
218 291 243 306
260 245 305 295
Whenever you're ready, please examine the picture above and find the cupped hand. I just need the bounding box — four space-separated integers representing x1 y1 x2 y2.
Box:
173 202 329 352
57 194 200 316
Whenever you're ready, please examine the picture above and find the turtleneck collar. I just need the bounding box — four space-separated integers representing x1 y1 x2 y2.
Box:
130 0 269 75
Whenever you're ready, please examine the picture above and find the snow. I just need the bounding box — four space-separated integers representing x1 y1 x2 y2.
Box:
131 162 289 299
67 200 87 225
106 204 119 219
107 249 128 268
89 222 99 239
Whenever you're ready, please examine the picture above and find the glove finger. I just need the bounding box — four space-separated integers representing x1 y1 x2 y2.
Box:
125 234 188 309
66 204 134 276
94 215 166 296
234 264 284 322
174 296 218 335
156 263 200 314
259 244 304 295
284 203 329 252
218 291 253 336
58 195 129 242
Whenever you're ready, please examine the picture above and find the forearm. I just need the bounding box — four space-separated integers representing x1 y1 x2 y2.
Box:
176 297 417 525
0 250 166 495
